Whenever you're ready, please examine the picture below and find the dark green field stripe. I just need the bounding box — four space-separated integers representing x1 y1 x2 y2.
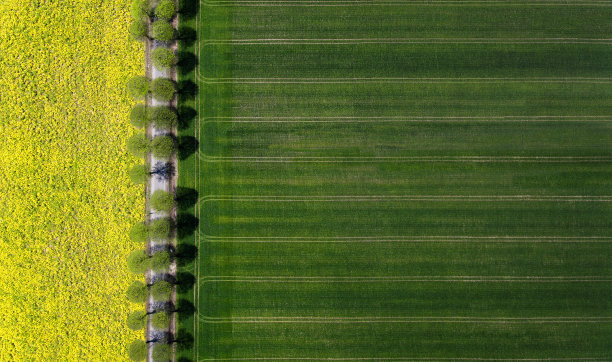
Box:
203 82 612 118
200 280 612 317
199 241 612 276
202 43 612 78
200 199 612 237
200 162 612 196
201 121 612 157
199 321 612 359
201 6 612 40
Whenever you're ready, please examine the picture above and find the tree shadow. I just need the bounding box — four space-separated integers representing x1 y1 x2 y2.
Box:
176 272 196 294
179 0 199 20
175 243 198 266
175 328 195 350
178 137 199 161
178 27 197 47
178 80 198 97
178 51 198 74
177 213 199 239
178 106 197 130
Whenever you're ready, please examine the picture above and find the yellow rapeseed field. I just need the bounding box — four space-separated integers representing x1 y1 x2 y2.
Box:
0 1 144 360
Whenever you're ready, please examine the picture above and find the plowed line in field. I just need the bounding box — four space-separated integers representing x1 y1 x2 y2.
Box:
201 77 612 84
202 0 612 6
198 316 612 323
199 358 609 361
199 275 612 282
202 116 612 123
202 38 612 44
201 235 612 243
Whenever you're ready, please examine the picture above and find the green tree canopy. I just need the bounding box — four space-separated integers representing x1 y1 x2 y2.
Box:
151 190 174 212
126 281 148 304
127 310 147 330
152 343 172 361
129 104 149 128
129 221 149 243
151 48 176 70
128 340 148 361
127 250 149 274
127 134 150 158
128 163 150 184
151 20 175 41
151 136 176 159
129 20 148 42
151 250 172 272
149 218 172 240
149 106 177 129
127 76 149 99
131 0 150 19
150 280 173 301
151 311 171 330
155 0 176 21
151 78 176 102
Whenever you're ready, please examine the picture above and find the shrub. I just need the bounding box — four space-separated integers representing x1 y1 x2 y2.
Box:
128 340 147 361
127 310 147 330
149 106 177 129
152 343 172 361
151 311 171 330
151 21 175 41
129 20 148 42
126 281 148 303
127 250 149 274
151 190 174 212
150 281 173 301
128 164 150 184
151 136 176 159
129 104 149 128
127 76 149 99
151 250 171 272
155 0 176 21
149 218 171 240
151 78 176 102
129 221 149 243
151 48 176 70
127 134 150 158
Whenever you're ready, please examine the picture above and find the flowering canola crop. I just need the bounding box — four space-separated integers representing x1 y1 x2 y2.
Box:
0 1 144 360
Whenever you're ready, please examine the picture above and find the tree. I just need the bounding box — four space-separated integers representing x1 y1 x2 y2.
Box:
127 310 147 330
127 250 149 274
149 106 177 129
150 280 173 301
155 0 176 21
128 340 148 361
151 78 176 102
126 281 148 303
151 136 176 159
151 20 175 42
130 104 149 128
151 250 171 272
152 311 171 330
129 221 149 243
129 20 148 42
127 134 150 158
127 76 149 99
149 218 171 240
131 0 150 19
151 190 174 212
129 164 150 184
152 343 172 361
151 161 175 181
151 47 176 71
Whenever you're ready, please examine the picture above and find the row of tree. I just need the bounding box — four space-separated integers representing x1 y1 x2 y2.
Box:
125 0 179 361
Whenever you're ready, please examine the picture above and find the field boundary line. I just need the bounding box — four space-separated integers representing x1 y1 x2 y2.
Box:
201 77 612 84
202 37 612 45
201 235 612 243
197 154 612 163
198 316 612 323
202 116 612 123
198 358 610 361
195 194 612 204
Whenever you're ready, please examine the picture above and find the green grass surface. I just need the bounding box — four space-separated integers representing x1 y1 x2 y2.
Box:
178 1 612 360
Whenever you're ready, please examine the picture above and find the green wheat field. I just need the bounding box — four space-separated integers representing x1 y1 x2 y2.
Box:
177 1 612 360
